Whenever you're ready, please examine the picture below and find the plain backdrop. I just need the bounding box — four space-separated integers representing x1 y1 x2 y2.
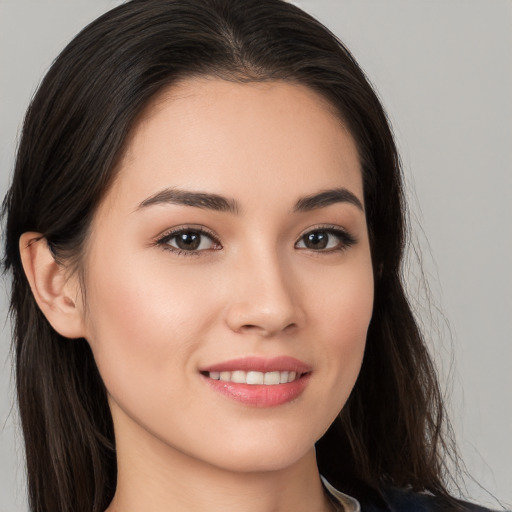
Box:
1 1 511 511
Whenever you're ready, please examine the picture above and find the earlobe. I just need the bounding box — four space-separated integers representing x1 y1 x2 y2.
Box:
19 232 86 339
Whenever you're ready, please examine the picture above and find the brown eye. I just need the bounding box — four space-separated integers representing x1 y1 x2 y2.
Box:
174 231 202 250
302 232 329 249
159 229 219 253
295 228 356 251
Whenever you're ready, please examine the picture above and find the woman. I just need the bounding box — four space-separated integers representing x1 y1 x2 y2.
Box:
1 0 501 511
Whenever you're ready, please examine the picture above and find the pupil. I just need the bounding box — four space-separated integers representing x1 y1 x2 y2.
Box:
177 232 200 250
305 232 327 249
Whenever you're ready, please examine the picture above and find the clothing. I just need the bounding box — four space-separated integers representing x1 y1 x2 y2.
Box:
322 476 361 511
322 477 500 512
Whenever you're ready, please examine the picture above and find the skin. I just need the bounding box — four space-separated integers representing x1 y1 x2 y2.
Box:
21 78 374 512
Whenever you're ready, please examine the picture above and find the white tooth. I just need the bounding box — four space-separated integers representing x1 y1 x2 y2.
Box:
246 371 264 385
279 371 289 384
231 370 246 383
288 371 297 383
264 371 281 385
209 371 220 380
219 371 231 382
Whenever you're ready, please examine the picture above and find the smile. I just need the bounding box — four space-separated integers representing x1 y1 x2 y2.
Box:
205 370 301 385
200 356 312 407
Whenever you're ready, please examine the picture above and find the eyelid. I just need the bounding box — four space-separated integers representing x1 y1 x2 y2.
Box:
153 224 222 255
152 223 356 256
154 224 218 242
295 224 357 251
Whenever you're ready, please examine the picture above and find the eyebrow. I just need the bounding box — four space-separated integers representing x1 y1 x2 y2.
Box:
293 188 364 212
137 187 240 214
136 186 363 214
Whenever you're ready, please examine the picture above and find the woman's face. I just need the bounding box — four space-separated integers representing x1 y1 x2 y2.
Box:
79 78 374 473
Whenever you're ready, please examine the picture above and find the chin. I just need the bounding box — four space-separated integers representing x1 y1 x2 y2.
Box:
211 447 312 474
188 428 321 475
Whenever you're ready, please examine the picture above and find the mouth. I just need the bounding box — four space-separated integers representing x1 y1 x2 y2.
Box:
199 356 312 407
201 369 305 385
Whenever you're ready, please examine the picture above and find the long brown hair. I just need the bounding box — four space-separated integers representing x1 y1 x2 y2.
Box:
3 1 457 511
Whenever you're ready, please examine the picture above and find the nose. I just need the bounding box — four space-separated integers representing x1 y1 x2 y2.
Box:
224 252 304 337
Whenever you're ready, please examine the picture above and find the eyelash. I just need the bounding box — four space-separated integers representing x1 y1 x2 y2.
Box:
155 226 222 257
295 225 357 253
154 224 357 257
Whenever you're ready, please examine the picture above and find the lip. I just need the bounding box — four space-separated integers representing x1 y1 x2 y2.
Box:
199 356 312 407
199 356 312 374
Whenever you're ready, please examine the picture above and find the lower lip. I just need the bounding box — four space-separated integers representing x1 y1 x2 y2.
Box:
202 374 311 407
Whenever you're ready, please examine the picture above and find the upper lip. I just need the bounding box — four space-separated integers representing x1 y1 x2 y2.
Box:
199 356 312 374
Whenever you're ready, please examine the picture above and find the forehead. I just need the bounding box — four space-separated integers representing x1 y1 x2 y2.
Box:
108 77 363 211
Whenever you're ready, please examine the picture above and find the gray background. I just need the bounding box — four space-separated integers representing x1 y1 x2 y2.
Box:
1 0 511 510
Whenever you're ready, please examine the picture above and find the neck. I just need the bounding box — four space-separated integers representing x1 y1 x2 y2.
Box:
106 413 333 512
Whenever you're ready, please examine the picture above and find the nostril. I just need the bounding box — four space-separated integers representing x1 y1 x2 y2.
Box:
225 299 304 337
237 321 297 336
237 324 268 335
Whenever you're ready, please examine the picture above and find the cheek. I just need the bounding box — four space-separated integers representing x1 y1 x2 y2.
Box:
81 249 219 402
313 253 374 341
320 261 373 383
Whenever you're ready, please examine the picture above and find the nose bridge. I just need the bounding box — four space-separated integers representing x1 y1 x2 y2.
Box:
225 243 302 336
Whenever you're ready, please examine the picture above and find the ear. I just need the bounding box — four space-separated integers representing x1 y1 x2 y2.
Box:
19 232 86 339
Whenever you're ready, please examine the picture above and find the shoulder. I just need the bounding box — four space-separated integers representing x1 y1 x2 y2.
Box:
373 486 499 512
322 477 501 512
